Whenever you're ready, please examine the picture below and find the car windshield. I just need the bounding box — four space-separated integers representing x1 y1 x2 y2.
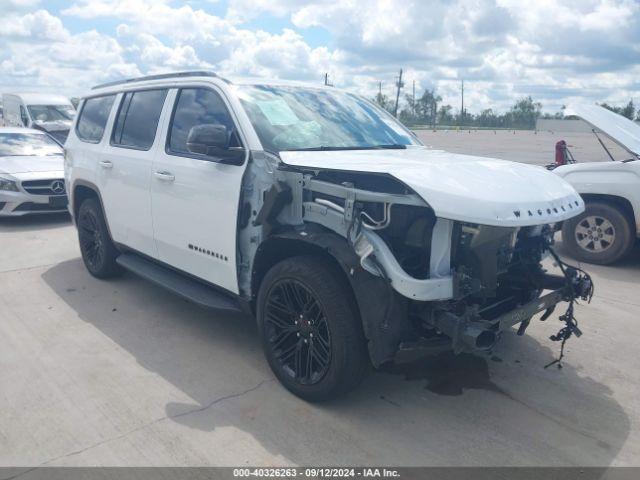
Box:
0 133 63 156
27 104 75 123
234 85 420 152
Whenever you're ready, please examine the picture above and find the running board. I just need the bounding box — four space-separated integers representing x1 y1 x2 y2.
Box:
116 253 242 312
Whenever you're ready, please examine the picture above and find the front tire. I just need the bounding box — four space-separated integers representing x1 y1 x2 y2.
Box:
562 201 635 265
257 256 369 401
77 198 123 278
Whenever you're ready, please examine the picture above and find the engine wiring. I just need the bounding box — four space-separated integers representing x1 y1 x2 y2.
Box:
544 246 594 369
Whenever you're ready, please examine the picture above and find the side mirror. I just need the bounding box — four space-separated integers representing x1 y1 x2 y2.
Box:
185 124 245 165
186 124 229 155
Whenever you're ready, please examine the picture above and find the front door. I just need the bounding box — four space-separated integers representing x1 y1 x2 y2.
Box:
150 86 248 294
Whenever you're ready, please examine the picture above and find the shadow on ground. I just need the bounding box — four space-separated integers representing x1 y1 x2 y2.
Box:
42 258 631 465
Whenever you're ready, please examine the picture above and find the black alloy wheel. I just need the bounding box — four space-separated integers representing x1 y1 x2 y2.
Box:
77 198 122 278
264 279 332 385
78 207 104 271
257 256 369 401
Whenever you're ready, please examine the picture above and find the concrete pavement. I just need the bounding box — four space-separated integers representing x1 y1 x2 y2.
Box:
1 212 639 466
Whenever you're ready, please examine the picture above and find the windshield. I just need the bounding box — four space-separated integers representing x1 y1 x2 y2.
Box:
0 133 63 156
234 85 419 152
27 104 75 123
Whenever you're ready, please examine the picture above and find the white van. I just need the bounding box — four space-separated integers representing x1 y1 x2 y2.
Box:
2 93 75 144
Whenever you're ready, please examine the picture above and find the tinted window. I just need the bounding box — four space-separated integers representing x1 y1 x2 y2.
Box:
112 89 167 150
168 88 240 156
76 95 116 143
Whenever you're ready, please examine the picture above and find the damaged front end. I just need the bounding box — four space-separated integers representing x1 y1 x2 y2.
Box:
406 224 593 359
239 151 593 368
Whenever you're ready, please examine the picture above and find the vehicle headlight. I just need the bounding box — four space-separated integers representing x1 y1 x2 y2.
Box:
0 178 19 192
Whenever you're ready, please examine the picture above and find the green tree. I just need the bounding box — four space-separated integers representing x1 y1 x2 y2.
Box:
477 108 498 127
437 104 454 125
509 96 542 129
600 100 635 120
398 93 418 125
416 89 441 126
621 100 635 120
373 92 394 113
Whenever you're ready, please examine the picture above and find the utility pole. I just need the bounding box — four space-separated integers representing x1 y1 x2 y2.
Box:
323 73 333 87
412 80 416 117
460 79 464 126
432 101 436 130
394 68 404 118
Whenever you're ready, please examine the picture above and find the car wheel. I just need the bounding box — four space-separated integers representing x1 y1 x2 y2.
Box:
77 198 123 278
562 201 635 265
257 256 369 401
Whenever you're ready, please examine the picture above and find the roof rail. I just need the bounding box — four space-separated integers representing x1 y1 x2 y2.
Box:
91 71 224 90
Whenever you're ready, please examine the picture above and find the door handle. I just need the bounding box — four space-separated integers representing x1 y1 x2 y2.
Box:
154 171 175 182
99 160 113 169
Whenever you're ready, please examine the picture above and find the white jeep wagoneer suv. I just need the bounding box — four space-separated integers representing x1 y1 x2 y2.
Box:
65 71 593 401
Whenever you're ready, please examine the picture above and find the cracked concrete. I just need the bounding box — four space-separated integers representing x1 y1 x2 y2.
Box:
34 380 270 468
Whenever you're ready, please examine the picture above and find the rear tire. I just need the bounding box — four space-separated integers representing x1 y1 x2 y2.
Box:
257 256 369 401
77 197 123 278
562 201 635 265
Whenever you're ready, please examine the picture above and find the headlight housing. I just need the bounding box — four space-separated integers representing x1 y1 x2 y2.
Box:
0 178 19 192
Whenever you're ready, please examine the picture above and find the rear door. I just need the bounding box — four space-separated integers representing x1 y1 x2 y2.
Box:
97 88 168 258
150 86 248 294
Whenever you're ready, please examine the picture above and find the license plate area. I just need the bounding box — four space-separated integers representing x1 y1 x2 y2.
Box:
49 195 68 208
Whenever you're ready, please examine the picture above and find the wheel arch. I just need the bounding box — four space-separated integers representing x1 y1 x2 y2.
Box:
581 193 637 236
71 180 116 240
72 180 101 218
251 232 353 310
251 228 410 367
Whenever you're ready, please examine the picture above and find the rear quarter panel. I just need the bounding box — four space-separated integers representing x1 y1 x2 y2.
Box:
63 100 100 218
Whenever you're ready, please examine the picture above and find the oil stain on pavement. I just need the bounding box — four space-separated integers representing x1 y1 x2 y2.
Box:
382 352 505 396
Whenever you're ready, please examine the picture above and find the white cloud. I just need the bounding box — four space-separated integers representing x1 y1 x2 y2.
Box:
0 9 67 41
0 9 138 95
0 0 638 112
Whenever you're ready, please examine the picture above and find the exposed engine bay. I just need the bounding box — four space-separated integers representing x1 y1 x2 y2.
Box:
238 151 594 367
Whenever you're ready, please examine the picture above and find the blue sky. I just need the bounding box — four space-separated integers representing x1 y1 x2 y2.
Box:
2 0 639 113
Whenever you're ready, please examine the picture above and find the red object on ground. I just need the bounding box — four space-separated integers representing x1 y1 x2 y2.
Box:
555 140 568 166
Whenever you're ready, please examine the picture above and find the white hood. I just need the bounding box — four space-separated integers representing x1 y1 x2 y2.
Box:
280 146 584 227
566 104 640 157
0 154 64 175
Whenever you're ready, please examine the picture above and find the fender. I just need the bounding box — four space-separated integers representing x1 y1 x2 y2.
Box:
257 228 411 367
70 179 116 238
